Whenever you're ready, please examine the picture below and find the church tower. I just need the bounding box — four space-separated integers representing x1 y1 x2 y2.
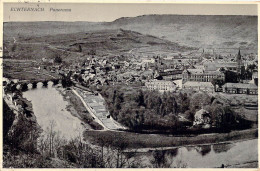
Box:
237 48 243 74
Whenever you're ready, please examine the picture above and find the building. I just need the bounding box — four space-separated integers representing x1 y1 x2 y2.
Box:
193 108 211 126
145 80 176 92
203 49 244 74
222 83 258 95
236 49 243 75
204 62 237 72
182 69 225 83
183 81 214 93
159 69 183 80
252 72 258 80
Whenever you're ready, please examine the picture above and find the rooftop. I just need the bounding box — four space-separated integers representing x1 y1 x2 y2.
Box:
195 108 209 116
223 83 258 89
187 69 204 74
183 81 214 87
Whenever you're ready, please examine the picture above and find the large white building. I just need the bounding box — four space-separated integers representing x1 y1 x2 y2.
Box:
182 69 225 83
182 81 214 93
145 80 177 92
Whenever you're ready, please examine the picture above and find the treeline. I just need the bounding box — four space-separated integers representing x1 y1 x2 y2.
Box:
101 85 251 132
4 117 141 168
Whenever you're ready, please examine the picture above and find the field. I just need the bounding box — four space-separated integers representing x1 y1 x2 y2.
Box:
3 59 60 81
84 128 257 150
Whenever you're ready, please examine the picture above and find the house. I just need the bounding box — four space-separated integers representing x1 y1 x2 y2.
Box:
183 81 214 93
222 83 258 95
193 108 211 127
145 80 176 92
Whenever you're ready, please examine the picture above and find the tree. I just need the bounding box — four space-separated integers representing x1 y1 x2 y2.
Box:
211 79 224 91
225 70 238 83
78 45 82 52
3 100 15 141
73 74 79 81
21 83 28 91
151 149 168 168
11 44 17 52
136 90 145 107
88 49 96 55
54 55 62 64
211 104 224 128
78 75 84 83
7 107 41 153
190 92 211 111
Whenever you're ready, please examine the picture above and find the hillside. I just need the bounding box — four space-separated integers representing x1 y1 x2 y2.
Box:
107 15 257 51
4 15 257 53
4 29 194 62
3 22 103 41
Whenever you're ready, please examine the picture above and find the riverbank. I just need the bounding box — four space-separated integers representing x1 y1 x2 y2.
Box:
3 91 40 129
57 87 103 130
84 128 257 150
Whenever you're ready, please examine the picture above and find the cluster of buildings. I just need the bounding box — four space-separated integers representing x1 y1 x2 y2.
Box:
40 47 257 95
142 49 258 95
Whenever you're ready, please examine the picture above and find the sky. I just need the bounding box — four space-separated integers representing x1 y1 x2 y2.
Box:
3 3 258 22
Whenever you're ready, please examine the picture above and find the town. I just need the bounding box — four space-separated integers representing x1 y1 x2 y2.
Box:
3 15 258 168
4 47 258 129
38 48 258 95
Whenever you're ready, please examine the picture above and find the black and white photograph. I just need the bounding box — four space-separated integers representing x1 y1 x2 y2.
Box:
1 2 258 169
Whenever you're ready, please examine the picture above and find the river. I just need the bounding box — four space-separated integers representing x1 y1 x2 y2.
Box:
22 84 257 168
129 138 258 168
23 83 85 140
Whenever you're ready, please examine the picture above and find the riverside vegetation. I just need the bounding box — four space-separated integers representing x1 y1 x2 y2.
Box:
3 89 139 168
100 85 253 133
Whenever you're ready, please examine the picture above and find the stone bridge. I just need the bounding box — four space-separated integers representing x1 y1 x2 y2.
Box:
7 78 63 91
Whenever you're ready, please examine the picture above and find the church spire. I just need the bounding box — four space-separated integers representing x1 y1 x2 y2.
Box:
237 48 243 76
237 48 241 61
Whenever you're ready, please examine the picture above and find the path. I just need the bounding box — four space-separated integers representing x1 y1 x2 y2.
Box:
72 88 108 130
73 87 127 130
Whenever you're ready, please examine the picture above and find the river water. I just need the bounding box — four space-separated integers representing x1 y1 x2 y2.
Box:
23 83 85 140
23 84 258 168
132 139 258 168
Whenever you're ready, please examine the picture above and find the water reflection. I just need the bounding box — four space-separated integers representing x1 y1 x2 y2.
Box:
195 145 211 156
168 148 179 157
132 139 257 168
212 143 234 153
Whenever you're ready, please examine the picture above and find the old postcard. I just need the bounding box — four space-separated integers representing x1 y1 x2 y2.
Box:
1 1 259 169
